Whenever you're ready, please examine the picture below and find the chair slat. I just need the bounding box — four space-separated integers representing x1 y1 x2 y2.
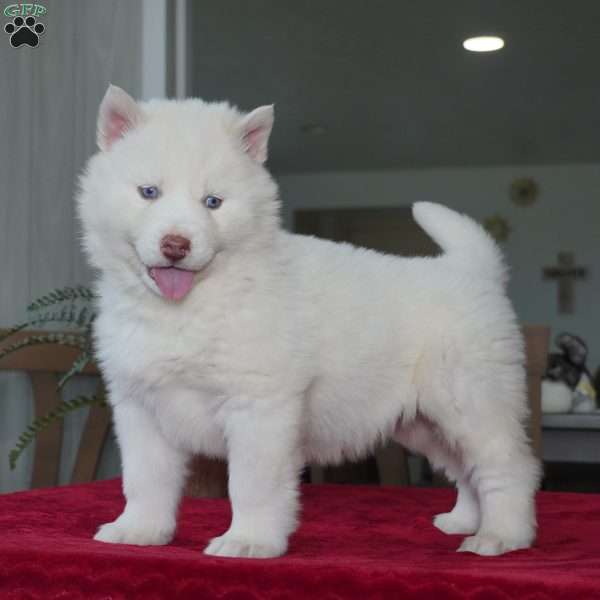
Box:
523 325 550 460
70 392 112 485
29 372 64 488
0 329 99 375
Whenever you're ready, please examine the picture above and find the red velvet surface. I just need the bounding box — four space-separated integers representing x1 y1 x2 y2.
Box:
1 479 599 599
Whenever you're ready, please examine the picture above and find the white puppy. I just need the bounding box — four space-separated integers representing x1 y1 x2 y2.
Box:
77 85 540 559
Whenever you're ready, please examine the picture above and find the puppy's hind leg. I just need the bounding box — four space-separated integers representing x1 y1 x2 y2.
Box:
433 479 479 535
394 417 480 536
457 442 540 556
454 374 541 556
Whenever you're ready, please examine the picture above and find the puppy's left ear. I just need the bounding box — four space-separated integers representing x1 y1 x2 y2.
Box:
239 105 274 164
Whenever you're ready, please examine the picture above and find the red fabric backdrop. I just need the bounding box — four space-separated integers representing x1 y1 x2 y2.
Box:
1 479 599 599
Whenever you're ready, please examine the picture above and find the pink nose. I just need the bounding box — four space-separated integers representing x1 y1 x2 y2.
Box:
160 234 191 262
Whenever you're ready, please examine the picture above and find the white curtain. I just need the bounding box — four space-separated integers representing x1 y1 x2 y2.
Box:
0 0 144 492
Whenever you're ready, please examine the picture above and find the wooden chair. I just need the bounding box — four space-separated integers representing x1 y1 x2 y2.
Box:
0 329 108 488
0 329 227 496
523 325 550 460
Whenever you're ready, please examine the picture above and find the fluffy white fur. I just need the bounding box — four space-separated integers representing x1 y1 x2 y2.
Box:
77 85 540 559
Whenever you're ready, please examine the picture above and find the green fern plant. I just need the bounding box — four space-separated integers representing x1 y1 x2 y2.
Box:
8 394 107 470
0 285 107 469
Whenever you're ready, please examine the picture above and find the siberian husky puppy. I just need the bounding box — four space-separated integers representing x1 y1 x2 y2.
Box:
77 85 540 558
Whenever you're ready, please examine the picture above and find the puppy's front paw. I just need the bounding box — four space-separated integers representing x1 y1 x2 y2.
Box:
94 516 174 546
457 532 530 556
204 532 287 559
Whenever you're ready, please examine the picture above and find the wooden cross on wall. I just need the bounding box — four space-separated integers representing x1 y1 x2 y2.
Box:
543 252 588 314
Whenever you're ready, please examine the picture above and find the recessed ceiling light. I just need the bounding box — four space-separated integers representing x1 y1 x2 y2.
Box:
463 36 504 52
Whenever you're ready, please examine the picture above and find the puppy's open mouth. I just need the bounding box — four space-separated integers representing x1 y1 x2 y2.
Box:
148 267 197 301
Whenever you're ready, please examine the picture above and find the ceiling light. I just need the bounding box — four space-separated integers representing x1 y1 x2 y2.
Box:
463 36 504 52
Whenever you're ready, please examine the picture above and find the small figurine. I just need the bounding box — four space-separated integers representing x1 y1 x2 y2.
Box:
542 333 597 413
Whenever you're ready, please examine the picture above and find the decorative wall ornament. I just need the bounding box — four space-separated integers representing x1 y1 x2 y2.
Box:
483 214 511 242
543 252 588 314
510 177 539 207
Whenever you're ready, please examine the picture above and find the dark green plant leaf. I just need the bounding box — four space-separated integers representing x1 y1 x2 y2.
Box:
0 322 29 345
27 286 94 312
0 334 88 364
9 393 108 470
57 352 91 389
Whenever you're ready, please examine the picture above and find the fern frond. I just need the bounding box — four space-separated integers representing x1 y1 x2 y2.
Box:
57 351 91 389
9 393 108 470
27 286 94 312
1 308 95 347
0 333 88 364
75 306 91 328
30 306 95 329
0 322 29 345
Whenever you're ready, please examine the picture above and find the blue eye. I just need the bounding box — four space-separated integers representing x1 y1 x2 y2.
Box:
138 185 160 200
204 195 223 209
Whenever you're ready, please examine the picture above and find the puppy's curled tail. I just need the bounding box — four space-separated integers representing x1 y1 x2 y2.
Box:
412 202 507 282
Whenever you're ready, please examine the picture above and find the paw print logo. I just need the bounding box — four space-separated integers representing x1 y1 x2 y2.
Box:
4 15 45 48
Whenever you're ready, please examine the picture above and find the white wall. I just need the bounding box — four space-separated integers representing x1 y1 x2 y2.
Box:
279 164 600 370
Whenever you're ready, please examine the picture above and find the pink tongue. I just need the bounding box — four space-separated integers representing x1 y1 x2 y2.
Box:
150 267 195 300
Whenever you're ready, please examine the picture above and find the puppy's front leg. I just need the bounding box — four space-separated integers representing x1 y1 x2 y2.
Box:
94 402 188 546
204 401 302 558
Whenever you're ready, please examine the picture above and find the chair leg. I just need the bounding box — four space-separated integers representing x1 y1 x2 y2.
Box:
29 372 63 488
375 441 410 486
70 390 112 484
310 465 327 484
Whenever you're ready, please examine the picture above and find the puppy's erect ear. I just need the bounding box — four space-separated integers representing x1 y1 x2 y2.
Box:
97 85 143 151
239 105 274 164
